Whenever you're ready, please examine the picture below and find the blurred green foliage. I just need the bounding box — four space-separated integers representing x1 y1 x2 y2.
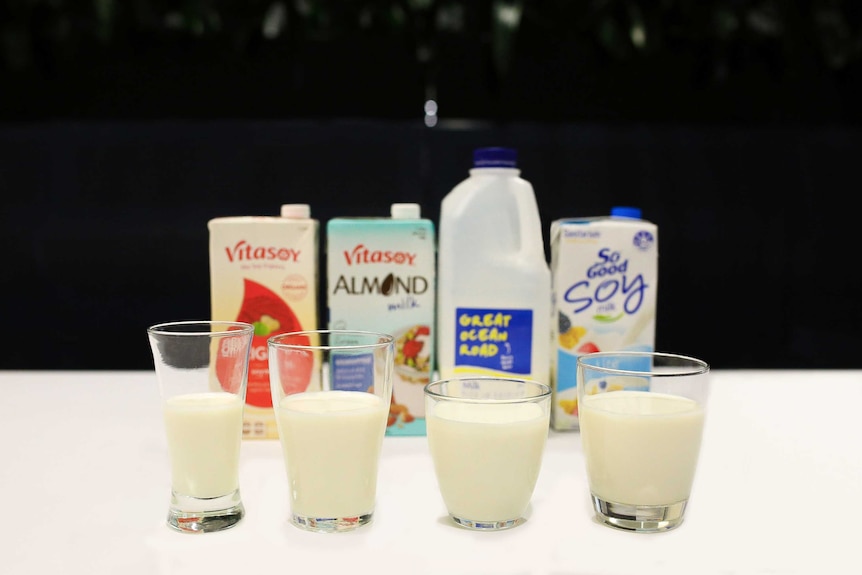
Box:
1 1 860 121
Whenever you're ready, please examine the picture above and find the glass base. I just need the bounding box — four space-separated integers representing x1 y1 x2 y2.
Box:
291 512 373 533
167 489 244 534
591 494 687 533
450 515 525 531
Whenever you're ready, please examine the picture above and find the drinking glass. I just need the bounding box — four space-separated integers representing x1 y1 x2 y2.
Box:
268 330 394 532
577 351 710 532
425 377 551 530
147 320 254 533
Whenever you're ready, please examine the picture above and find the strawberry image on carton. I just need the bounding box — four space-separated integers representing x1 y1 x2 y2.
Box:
208 205 319 439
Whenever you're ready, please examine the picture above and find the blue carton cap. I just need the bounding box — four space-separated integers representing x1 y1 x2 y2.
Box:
473 147 517 168
610 206 642 219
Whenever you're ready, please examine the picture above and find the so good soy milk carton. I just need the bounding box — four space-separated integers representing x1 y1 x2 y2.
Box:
326 203 435 436
550 206 658 431
208 204 319 439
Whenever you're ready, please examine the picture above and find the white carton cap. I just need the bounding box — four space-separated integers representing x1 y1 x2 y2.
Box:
391 203 421 219
280 204 311 219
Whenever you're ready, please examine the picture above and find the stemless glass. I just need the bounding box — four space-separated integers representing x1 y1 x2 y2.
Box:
268 330 394 532
425 376 551 530
147 320 254 533
577 351 710 532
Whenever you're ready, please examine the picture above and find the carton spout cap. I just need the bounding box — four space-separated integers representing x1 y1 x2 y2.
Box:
610 206 642 219
281 204 311 219
391 203 421 219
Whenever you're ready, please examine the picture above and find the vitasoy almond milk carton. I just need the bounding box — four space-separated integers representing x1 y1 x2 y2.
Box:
550 206 658 431
326 203 435 436
208 204 319 439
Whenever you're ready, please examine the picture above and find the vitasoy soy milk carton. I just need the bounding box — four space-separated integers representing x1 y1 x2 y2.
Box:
208 204 319 439
550 206 658 431
326 203 436 436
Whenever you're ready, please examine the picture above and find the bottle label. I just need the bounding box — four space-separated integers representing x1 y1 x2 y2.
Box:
453 308 533 375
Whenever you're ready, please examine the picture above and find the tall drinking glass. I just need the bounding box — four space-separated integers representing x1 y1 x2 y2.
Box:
577 351 709 532
268 330 394 532
147 320 254 533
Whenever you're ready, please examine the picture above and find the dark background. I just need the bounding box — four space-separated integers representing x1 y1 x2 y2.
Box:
2 1 861 370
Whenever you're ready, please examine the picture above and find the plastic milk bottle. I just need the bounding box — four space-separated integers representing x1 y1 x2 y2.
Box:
326 203 436 436
208 204 320 439
437 147 551 385
550 206 659 430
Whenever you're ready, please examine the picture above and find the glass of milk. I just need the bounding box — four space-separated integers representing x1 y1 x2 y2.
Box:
267 330 395 532
147 320 255 533
577 351 710 532
424 377 552 530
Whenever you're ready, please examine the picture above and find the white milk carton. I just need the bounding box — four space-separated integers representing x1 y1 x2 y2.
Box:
326 203 436 436
208 204 319 439
550 206 658 430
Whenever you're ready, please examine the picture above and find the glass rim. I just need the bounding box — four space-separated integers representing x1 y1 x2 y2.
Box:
576 351 709 377
424 376 552 403
146 320 254 336
267 329 395 351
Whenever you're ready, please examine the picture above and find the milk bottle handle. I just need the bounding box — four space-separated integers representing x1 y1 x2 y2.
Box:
513 181 545 260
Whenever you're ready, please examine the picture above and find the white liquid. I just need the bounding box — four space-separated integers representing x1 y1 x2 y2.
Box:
427 401 549 522
163 392 244 498
579 391 705 506
276 391 387 518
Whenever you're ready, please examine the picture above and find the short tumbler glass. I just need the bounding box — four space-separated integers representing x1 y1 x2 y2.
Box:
425 377 551 531
577 351 710 533
268 330 395 533
147 320 254 533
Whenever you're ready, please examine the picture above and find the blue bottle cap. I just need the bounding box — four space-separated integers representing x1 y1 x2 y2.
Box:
473 147 517 168
610 206 642 219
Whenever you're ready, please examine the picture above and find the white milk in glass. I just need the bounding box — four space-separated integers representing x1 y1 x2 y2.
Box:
275 391 387 518
163 392 243 498
579 391 704 505
550 207 658 430
208 205 319 439
427 401 549 521
326 203 435 436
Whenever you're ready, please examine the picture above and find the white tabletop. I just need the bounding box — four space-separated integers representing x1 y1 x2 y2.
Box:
1 370 860 575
